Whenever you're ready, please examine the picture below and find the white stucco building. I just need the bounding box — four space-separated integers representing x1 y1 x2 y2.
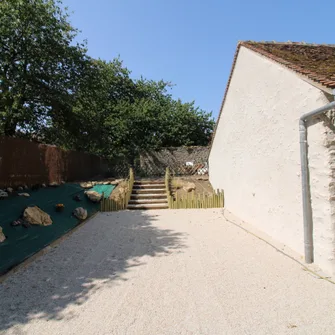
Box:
209 41 335 275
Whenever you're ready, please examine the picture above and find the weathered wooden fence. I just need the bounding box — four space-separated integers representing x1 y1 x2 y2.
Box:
0 136 108 188
165 168 224 209
100 168 134 211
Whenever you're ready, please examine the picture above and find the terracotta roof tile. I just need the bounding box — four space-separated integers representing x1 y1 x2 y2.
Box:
241 41 335 89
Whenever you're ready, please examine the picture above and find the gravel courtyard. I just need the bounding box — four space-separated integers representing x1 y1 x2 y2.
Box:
1 209 335 335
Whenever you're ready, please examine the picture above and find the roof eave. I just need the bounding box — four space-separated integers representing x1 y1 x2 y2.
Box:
208 42 334 157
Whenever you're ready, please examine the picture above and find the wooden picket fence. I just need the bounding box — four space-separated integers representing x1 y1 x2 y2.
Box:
165 168 224 209
100 168 134 211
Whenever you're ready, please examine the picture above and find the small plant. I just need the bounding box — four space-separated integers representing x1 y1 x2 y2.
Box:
55 203 65 212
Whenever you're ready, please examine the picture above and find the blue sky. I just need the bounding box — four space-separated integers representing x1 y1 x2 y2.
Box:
63 0 334 119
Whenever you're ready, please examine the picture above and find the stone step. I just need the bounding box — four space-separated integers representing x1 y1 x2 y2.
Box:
128 199 168 205
127 203 169 210
132 189 166 194
131 193 167 199
134 181 165 185
133 184 166 189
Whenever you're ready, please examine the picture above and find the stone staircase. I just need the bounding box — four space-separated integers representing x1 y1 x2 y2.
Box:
127 180 168 210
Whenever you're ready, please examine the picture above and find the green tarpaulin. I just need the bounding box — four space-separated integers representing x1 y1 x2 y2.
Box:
0 184 107 274
88 184 115 198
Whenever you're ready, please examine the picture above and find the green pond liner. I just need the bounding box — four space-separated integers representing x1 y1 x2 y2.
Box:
88 184 115 199
0 183 103 275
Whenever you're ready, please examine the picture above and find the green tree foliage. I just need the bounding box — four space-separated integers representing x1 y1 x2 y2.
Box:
0 0 88 136
0 0 215 159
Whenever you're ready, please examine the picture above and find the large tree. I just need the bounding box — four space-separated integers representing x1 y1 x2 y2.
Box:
0 0 215 159
0 0 88 136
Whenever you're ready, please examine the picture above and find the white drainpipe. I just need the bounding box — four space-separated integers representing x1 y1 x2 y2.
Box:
299 99 335 263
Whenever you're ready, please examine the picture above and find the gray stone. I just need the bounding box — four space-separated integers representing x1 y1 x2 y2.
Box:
6 187 14 193
23 206 52 226
85 190 102 202
18 193 30 197
0 227 6 243
73 207 88 220
0 190 8 199
110 179 123 185
80 182 94 189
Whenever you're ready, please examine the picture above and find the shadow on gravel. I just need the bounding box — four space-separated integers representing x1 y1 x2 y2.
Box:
0 210 186 332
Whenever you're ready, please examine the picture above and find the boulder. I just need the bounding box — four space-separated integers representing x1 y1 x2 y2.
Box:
80 182 93 189
0 190 8 199
42 183 47 188
18 193 30 197
110 179 123 185
23 206 52 226
85 190 102 202
73 207 87 220
0 227 6 243
23 185 29 190
103 181 111 185
17 186 23 191
6 187 13 193
183 182 196 192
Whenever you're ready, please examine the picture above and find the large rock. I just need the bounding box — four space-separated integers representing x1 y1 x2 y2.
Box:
18 193 30 197
85 190 102 202
110 179 123 185
80 182 94 189
6 187 13 193
0 190 8 199
73 207 87 220
0 227 6 243
23 206 52 226
183 182 196 192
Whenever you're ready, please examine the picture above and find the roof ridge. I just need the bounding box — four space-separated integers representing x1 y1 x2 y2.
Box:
240 42 335 89
240 40 335 48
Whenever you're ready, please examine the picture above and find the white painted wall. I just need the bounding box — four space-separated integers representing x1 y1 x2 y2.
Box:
209 46 335 275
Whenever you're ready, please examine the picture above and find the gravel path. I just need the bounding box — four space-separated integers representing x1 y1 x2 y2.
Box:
1 209 335 335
